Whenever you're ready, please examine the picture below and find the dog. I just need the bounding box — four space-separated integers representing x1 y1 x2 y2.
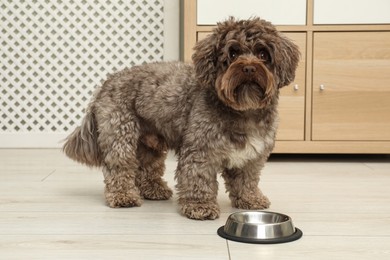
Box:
63 17 299 220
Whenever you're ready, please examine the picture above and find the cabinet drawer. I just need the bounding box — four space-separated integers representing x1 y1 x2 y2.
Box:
197 0 306 25
312 32 390 141
314 0 390 24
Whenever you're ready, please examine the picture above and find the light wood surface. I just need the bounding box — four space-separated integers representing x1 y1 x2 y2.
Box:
277 32 306 141
0 149 389 259
274 140 390 154
312 32 390 141
181 0 197 62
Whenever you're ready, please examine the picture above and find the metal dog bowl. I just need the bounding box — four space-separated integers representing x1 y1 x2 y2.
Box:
217 211 303 244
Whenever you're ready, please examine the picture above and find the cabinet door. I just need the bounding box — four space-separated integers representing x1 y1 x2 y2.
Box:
197 0 306 25
277 33 306 141
312 32 390 141
314 0 390 24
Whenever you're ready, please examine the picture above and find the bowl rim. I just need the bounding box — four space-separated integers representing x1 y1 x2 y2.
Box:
217 226 303 244
217 210 303 244
226 211 292 227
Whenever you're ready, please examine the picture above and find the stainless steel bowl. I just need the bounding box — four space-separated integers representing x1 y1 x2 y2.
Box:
217 211 303 244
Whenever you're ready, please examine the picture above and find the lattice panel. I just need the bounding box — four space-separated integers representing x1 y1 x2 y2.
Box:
0 0 164 134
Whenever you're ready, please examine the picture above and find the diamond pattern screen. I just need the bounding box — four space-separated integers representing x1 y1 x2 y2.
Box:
0 0 164 140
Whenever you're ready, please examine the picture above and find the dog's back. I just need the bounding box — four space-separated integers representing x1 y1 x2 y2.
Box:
63 61 197 164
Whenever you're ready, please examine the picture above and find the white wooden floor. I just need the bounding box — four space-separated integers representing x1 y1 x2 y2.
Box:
0 149 389 259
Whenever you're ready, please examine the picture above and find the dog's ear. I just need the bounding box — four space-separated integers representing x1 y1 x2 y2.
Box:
274 35 300 88
192 33 218 87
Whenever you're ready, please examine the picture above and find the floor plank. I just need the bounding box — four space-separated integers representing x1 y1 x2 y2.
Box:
227 236 390 260
0 235 229 260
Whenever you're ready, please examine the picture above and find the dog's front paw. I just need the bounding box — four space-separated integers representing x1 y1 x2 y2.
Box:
232 194 270 210
179 200 220 220
105 190 143 208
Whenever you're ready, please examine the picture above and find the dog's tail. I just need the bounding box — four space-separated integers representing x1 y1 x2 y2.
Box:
63 111 102 167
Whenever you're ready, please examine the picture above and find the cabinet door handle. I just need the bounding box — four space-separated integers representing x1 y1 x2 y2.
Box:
294 84 299 91
319 84 325 91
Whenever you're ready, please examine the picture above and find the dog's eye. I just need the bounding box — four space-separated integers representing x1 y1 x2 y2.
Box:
257 49 271 63
230 50 237 59
228 47 240 61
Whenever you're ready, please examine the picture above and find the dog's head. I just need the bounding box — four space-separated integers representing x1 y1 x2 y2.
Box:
192 17 300 111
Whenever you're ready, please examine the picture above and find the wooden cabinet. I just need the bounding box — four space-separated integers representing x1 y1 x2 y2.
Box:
277 33 306 141
181 0 390 153
312 32 390 141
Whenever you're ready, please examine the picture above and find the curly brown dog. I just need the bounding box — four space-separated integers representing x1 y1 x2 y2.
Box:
63 17 299 220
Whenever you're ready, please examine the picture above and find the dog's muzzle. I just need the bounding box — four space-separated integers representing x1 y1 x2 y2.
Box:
217 57 275 111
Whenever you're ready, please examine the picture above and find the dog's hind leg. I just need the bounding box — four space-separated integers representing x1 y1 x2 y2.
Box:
99 112 143 208
136 134 173 200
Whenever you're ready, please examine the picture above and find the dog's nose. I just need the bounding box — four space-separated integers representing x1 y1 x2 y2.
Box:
242 65 256 74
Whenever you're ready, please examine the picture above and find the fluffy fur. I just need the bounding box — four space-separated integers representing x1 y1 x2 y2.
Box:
63 17 300 220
